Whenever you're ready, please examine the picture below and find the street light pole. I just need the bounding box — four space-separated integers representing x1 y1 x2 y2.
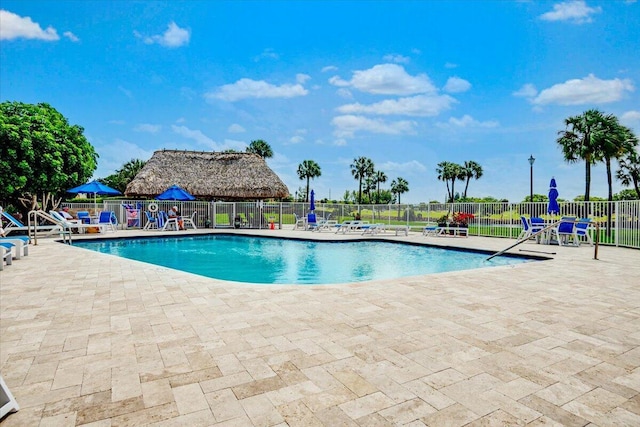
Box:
528 155 535 202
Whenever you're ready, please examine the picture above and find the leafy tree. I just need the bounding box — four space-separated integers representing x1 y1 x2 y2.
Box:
436 161 465 203
616 148 640 198
373 170 388 204
557 109 606 201
350 156 374 204
0 101 97 212
462 160 483 199
614 189 639 200
100 158 146 193
390 177 409 219
296 160 321 202
595 114 637 204
246 139 273 158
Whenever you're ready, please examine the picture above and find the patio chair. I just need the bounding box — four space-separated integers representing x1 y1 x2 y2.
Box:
554 217 577 246
182 211 198 230
423 225 440 237
574 218 594 246
1 245 13 270
1 211 61 236
143 211 159 230
517 216 532 241
307 213 318 230
49 210 106 234
293 213 306 230
0 236 30 259
98 211 118 232
77 211 91 224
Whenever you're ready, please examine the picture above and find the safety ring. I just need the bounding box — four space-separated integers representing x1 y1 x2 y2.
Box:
148 202 158 212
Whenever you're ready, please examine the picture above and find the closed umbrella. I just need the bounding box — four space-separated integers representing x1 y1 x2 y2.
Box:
547 178 560 215
156 185 195 201
310 189 315 212
67 180 121 213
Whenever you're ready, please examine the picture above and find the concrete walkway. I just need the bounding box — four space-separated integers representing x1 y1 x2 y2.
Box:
1 229 639 426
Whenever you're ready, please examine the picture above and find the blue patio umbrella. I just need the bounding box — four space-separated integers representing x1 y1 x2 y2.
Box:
156 184 195 201
548 177 560 215
309 189 315 211
67 180 121 212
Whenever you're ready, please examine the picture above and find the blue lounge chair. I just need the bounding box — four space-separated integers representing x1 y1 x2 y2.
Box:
574 218 593 246
98 211 118 232
0 236 29 259
554 217 577 246
1 244 13 270
1 211 61 236
143 211 159 230
76 211 91 224
517 216 532 241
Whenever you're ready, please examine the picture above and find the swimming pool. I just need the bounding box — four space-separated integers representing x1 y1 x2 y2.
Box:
74 235 534 284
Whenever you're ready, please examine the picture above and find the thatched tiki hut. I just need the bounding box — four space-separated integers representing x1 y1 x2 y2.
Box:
125 150 289 200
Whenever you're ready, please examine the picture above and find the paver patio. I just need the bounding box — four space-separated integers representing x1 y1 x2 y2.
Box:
1 229 639 426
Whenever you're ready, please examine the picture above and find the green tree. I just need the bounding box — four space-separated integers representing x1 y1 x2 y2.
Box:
616 148 640 198
374 170 387 204
462 160 483 199
436 161 464 203
100 158 146 193
0 101 97 212
557 109 606 201
296 160 321 202
350 156 374 204
596 117 638 203
246 139 273 158
390 177 409 219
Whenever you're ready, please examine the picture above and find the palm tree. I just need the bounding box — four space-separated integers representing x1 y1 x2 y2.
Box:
557 109 606 201
390 177 409 219
462 160 483 199
617 148 640 198
100 158 146 193
350 157 374 204
246 139 273 158
296 160 322 202
595 116 638 203
374 170 387 204
436 161 454 202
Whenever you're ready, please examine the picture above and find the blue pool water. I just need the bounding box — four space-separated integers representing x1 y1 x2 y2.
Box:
74 235 534 285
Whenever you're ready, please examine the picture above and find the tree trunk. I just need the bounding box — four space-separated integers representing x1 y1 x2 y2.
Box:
306 177 310 202
463 178 470 199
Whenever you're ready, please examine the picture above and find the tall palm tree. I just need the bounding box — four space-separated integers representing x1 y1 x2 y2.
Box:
436 161 454 202
296 160 322 202
350 157 374 204
374 170 387 204
595 116 638 203
462 160 483 199
617 148 640 198
390 177 409 219
246 139 273 158
557 109 605 201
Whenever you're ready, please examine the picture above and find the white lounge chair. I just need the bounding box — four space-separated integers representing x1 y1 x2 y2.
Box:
49 211 106 234
0 245 12 270
182 212 198 230
2 211 61 236
293 213 306 230
0 236 29 260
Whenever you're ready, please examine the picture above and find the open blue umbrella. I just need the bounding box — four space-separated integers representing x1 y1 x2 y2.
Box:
309 189 315 211
548 177 560 215
67 180 121 212
156 184 195 201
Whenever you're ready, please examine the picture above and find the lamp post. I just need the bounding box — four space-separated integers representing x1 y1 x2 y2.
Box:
528 155 535 202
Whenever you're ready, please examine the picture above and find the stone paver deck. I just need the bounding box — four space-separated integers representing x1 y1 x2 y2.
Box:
1 228 639 426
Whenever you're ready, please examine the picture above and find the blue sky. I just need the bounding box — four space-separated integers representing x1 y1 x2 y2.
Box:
1 0 638 203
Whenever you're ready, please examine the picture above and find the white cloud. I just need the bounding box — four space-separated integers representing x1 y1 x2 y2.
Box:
437 115 499 128
331 115 417 138
206 78 309 102
443 77 471 93
227 123 245 133
296 73 311 84
0 10 59 40
94 139 154 178
540 1 601 24
289 135 304 144
337 94 456 117
321 65 338 73
171 125 217 148
379 160 427 174
383 54 410 64
329 63 436 95
63 31 79 42
531 74 634 105
621 110 640 128
118 86 133 99
134 123 161 133
336 88 353 99
254 48 279 61
513 83 538 98
137 21 190 48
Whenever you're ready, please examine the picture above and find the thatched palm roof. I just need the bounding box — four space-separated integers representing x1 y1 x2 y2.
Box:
124 150 289 200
